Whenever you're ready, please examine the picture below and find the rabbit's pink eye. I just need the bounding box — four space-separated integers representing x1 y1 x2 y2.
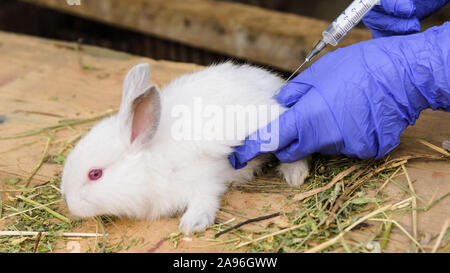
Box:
88 169 103 181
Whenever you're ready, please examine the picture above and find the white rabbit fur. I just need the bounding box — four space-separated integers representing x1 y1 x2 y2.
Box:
61 62 309 234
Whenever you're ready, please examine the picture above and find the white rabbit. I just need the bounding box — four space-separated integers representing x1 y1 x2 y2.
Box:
61 62 309 234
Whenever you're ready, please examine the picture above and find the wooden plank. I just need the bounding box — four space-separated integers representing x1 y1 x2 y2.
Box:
0 31 448 253
20 0 371 72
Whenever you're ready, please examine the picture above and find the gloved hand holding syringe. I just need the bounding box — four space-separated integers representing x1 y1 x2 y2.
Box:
287 0 380 81
231 0 450 169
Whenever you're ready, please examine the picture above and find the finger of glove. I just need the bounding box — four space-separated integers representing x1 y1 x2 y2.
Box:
363 11 420 36
229 107 299 169
414 0 449 19
380 0 416 17
277 54 337 107
369 29 394 39
275 80 312 108
275 89 344 163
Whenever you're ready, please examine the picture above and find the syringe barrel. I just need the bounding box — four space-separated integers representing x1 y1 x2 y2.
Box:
322 0 380 46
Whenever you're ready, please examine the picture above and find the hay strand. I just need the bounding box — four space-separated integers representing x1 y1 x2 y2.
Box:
402 165 418 252
15 195 70 224
305 204 394 253
292 164 362 201
0 109 116 140
25 136 52 187
236 223 307 249
432 218 449 253
0 231 106 237
416 138 450 156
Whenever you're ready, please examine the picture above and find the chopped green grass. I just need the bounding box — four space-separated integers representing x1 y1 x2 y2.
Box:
214 154 449 253
0 178 72 252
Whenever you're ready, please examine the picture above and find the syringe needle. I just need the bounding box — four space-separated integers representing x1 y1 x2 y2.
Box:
285 0 379 84
285 59 308 83
285 40 326 83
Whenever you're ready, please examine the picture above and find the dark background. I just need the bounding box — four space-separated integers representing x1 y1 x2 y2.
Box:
0 0 448 70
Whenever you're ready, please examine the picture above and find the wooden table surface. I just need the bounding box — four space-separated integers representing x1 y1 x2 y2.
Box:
0 31 448 252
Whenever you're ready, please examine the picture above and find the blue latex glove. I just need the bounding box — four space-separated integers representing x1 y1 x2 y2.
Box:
229 22 450 169
363 0 448 38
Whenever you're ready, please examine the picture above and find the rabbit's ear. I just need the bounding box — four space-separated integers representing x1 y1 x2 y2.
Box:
130 85 161 144
119 63 151 115
118 63 161 144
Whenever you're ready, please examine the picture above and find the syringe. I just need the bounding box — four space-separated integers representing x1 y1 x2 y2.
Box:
287 0 380 81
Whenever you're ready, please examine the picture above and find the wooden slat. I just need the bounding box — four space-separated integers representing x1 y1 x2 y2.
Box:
20 0 371 71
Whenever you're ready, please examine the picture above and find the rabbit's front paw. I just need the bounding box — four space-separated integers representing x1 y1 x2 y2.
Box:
179 208 216 235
